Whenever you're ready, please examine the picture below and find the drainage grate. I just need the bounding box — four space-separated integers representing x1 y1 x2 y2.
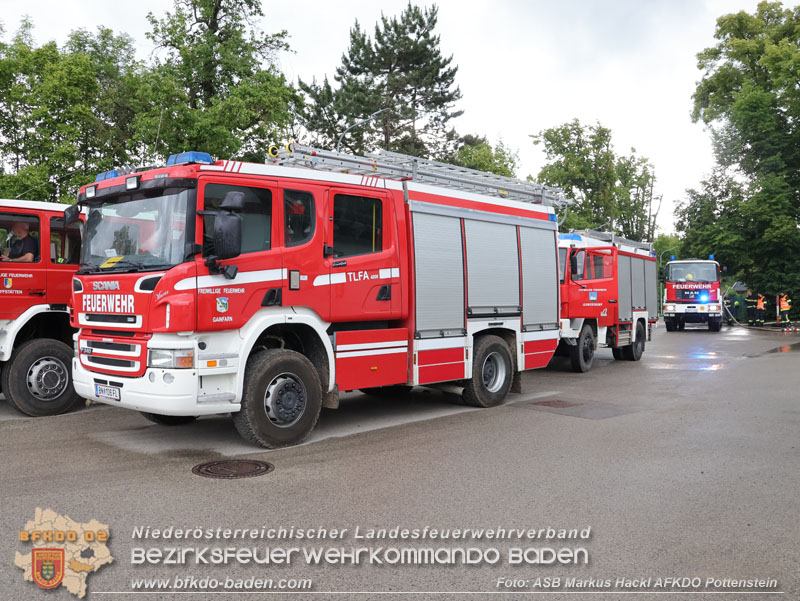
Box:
530 400 583 408
192 460 274 479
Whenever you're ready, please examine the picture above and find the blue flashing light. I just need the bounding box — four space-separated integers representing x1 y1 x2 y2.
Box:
559 233 582 240
700 293 709 302
167 151 214 166
669 254 676 261
95 169 119 182
709 254 715 260
548 213 558 222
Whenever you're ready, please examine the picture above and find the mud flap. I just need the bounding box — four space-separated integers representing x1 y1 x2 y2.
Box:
322 384 340 409
510 369 523 394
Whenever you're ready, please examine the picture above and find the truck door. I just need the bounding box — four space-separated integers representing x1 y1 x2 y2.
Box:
0 209 47 320
196 179 281 332
279 184 330 321
325 189 400 322
47 215 82 306
585 247 616 327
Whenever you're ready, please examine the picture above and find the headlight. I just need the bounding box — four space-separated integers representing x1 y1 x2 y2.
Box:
664 304 675 312
709 304 720 311
148 348 194 369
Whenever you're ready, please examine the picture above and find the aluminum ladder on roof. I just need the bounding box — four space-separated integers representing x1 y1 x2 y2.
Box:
570 229 654 255
270 143 571 208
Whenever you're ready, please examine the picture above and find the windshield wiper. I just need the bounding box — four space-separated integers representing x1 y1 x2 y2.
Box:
76 264 100 275
98 260 145 273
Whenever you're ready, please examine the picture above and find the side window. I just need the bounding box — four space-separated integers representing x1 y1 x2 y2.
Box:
332 194 383 258
203 184 272 256
558 248 567 284
0 213 40 263
50 217 82 264
572 249 586 281
284 190 315 246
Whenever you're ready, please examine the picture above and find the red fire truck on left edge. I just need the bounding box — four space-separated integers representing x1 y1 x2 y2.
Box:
68 146 569 448
0 199 83 415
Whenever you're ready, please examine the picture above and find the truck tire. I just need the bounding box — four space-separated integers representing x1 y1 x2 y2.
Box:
140 412 197 426
664 318 676 332
569 324 595 373
612 347 623 360
233 349 322 448
677 320 685 331
462 335 513 408
1 339 81 417
359 385 413 397
623 321 646 361
708 318 721 332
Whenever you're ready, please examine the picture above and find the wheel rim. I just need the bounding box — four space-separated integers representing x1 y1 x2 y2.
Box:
582 334 594 363
481 352 507 393
263 372 306 428
26 356 69 401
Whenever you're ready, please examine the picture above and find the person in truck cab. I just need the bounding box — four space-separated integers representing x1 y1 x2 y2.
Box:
1 222 38 262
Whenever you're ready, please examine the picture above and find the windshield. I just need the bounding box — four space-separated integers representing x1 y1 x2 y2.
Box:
80 189 192 273
666 262 718 283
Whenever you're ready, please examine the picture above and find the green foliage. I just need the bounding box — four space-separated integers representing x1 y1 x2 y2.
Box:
443 135 518 177
299 3 462 156
532 119 660 240
686 1 800 302
143 0 297 162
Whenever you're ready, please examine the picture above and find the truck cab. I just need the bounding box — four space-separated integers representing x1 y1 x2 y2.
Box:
662 258 723 331
0 199 83 416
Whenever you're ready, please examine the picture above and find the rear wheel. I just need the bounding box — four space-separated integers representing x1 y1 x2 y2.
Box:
623 321 646 361
569 324 595 373
233 349 322 448
1 339 81 416
462 335 513 408
612 347 624 360
140 413 197 426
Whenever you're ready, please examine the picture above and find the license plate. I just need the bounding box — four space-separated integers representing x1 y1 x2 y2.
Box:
687 307 697 312
95 384 120 401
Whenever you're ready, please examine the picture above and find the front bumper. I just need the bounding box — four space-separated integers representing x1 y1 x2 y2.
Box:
72 359 239 416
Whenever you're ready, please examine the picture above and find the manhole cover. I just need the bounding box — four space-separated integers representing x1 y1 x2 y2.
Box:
530 400 583 408
192 460 274 479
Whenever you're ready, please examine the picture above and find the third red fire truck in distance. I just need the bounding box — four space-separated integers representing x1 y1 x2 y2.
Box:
557 231 658 372
68 145 654 448
662 257 724 331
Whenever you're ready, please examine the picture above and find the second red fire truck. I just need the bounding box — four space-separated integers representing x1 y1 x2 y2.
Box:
662 257 724 331
68 146 655 447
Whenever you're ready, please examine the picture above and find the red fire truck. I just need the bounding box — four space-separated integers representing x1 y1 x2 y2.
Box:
557 231 658 372
68 146 569 447
662 257 723 331
0 199 83 416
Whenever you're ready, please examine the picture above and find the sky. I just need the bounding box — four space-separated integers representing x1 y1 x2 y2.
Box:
0 0 766 234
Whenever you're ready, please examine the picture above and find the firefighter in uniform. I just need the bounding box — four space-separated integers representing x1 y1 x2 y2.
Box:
756 293 767 326
779 293 792 328
745 290 757 325
723 294 734 326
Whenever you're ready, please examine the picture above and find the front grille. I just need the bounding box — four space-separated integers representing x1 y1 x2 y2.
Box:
85 314 138 324
90 329 137 337
86 356 136 368
86 340 136 353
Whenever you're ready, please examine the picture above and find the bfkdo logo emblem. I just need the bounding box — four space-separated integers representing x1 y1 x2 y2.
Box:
3 277 11 289
216 297 229 313
32 548 65 589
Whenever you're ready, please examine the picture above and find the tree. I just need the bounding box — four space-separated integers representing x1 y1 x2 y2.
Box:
444 135 518 177
143 0 297 161
0 21 140 202
299 3 462 156
689 1 800 300
531 119 660 239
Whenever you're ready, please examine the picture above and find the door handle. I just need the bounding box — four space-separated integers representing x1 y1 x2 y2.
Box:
29 290 46 296
376 285 391 301
261 288 282 307
608 299 617 303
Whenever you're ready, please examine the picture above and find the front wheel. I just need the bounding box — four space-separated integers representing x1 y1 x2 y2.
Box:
708 318 721 332
233 349 322 448
462 335 513 408
623 321 646 361
1 339 81 416
569 324 595 373
664 318 676 332
612 347 624 360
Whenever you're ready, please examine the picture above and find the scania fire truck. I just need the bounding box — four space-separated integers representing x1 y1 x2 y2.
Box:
557 231 658 372
662 257 723 331
69 146 571 447
0 199 83 416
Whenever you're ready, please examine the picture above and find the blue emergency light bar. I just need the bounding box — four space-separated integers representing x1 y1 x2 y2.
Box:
670 255 676 260
167 151 214 166
709 254 715 260
559 233 582 240
95 169 120 182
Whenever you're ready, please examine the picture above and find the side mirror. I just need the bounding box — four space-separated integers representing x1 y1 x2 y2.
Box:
722 265 728 275
220 190 246 212
569 254 578 280
64 205 80 226
213 213 241 260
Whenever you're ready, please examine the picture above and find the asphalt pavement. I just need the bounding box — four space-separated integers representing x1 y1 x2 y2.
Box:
1 322 798 601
